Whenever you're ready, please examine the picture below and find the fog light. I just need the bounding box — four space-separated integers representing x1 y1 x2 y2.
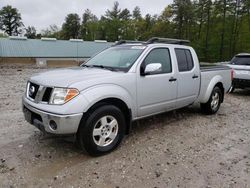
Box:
49 120 57 130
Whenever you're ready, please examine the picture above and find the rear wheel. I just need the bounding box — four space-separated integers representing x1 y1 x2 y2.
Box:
201 86 222 114
77 105 125 156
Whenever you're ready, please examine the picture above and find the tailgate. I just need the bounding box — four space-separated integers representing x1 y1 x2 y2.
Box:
229 65 250 80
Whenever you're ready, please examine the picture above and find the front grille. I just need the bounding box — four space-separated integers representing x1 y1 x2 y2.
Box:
27 82 53 103
42 87 53 102
28 82 39 99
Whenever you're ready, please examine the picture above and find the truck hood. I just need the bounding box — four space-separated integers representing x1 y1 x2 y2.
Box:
29 67 123 88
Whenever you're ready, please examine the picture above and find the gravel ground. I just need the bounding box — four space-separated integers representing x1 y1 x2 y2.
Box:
0 65 250 188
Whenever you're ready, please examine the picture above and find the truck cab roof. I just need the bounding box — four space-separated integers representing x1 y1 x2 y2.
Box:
117 43 191 49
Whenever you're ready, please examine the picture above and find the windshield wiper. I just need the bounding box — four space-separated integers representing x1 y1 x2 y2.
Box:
91 65 105 69
90 65 117 71
82 64 120 72
81 64 90 67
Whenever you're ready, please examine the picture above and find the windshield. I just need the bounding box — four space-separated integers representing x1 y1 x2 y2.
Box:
230 56 250 66
85 46 145 71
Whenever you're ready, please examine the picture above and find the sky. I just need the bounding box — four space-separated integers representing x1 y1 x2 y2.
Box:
1 0 173 32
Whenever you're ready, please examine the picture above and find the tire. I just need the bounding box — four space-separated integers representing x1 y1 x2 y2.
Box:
201 86 222 115
77 105 125 156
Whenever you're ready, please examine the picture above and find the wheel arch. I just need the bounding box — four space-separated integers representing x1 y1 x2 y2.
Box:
199 75 225 103
80 97 132 135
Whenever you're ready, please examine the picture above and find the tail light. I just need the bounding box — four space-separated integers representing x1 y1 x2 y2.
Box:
230 69 234 81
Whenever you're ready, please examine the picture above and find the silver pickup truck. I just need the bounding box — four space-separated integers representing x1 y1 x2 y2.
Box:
227 53 250 92
22 38 232 156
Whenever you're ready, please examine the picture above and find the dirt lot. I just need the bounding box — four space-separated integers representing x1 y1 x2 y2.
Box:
0 65 250 188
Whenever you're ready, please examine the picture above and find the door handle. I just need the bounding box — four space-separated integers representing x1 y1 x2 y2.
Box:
169 77 177 82
192 75 199 79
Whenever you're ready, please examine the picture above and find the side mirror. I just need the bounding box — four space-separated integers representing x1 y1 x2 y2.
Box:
141 63 162 76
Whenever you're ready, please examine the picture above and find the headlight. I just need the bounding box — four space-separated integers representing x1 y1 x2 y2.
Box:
49 88 79 105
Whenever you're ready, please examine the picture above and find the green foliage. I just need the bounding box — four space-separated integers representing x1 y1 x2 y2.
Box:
2 1 250 62
25 26 36 39
132 6 142 20
61 13 81 39
41 25 61 38
172 0 195 39
0 32 8 38
0 5 24 36
103 1 123 41
80 9 99 40
57 0 250 62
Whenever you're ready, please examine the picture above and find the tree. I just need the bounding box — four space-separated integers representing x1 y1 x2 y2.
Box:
5 1 248 62
120 8 131 21
150 6 174 39
103 1 122 41
80 9 99 40
0 5 23 36
119 8 133 39
131 6 143 40
25 26 36 39
204 0 212 61
246 0 250 31
172 0 194 39
82 9 95 24
0 32 8 38
41 24 61 38
229 0 245 55
61 13 81 39
132 6 142 20
196 0 206 39
105 1 121 20
213 0 234 60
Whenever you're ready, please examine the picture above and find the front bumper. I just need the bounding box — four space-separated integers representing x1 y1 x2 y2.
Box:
232 78 250 89
22 98 83 135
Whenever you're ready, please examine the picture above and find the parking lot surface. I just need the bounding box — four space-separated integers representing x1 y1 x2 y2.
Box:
0 65 250 188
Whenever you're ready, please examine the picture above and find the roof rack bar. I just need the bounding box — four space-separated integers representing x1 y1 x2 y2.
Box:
146 37 190 45
114 40 143 46
113 37 190 46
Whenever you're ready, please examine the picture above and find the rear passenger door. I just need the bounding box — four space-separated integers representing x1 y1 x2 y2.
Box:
175 48 200 108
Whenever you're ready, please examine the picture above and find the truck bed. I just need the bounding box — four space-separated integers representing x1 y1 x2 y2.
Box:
197 64 232 103
200 64 231 72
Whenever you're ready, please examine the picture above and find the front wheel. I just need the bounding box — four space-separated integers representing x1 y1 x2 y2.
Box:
77 105 125 156
201 86 222 114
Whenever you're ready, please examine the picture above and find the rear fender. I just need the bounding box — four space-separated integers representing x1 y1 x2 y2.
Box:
199 75 223 103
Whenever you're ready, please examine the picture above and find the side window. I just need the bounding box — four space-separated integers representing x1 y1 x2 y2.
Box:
185 50 194 70
175 49 194 72
144 48 172 74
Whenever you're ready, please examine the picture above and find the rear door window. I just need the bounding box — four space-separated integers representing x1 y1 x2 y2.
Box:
175 49 194 72
230 56 250 65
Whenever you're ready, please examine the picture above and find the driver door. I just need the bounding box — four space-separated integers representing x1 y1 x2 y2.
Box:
137 48 178 117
